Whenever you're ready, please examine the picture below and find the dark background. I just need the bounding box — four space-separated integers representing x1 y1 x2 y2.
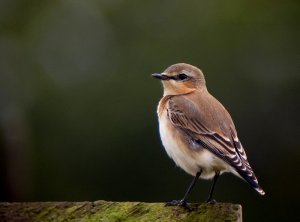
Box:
0 0 299 221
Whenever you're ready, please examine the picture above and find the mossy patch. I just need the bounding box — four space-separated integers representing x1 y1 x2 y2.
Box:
0 201 242 222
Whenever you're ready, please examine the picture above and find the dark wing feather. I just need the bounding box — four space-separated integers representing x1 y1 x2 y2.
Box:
167 95 265 195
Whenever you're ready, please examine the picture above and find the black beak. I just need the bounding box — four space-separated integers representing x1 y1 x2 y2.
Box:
151 73 169 80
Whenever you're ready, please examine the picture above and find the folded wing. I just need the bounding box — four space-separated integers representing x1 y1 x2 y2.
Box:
167 95 265 195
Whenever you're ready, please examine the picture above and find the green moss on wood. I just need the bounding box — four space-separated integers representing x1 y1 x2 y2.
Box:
0 201 242 222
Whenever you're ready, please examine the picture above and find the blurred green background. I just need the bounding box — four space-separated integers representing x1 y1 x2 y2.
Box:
0 0 299 221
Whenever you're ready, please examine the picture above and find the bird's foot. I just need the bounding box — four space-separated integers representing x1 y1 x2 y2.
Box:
206 198 217 204
166 200 193 211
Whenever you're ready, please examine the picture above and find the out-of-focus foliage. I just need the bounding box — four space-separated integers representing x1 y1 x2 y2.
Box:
0 0 299 221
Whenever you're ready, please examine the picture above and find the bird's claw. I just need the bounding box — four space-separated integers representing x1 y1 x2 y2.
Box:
206 198 217 204
166 200 193 211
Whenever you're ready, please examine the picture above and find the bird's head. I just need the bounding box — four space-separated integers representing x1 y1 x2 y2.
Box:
152 63 206 96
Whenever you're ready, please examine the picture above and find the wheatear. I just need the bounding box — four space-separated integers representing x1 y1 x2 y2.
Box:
152 63 265 210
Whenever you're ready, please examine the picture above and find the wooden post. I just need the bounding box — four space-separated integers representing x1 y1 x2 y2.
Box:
0 201 242 221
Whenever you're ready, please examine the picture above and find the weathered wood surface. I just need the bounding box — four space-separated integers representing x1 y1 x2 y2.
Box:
0 200 242 222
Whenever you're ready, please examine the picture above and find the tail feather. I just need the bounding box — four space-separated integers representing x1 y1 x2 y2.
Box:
255 186 265 195
236 167 265 196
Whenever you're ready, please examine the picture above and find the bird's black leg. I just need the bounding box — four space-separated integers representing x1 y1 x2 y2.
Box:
206 172 220 204
166 170 202 211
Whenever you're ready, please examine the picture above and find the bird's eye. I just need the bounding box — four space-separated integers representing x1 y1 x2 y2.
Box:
178 73 188 80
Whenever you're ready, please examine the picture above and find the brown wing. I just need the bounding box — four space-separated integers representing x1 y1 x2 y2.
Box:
167 94 265 195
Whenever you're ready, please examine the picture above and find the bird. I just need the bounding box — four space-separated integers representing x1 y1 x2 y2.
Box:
152 63 265 210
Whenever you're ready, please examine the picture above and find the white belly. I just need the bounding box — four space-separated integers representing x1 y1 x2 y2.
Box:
159 114 232 179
